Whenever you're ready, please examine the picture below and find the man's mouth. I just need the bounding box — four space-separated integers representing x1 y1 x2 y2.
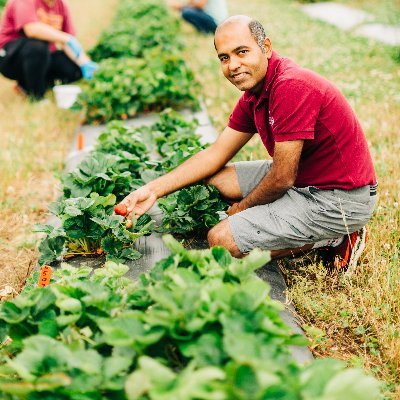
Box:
231 72 248 81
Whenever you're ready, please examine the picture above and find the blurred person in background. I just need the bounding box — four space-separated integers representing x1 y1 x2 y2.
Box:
0 0 98 100
169 0 228 34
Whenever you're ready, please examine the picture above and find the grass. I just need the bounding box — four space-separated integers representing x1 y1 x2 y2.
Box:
0 0 399 397
181 0 400 397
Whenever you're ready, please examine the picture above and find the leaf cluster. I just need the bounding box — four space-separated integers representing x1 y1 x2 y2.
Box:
0 237 381 399
78 51 199 124
35 110 214 265
77 0 200 124
158 185 229 237
89 0 181 61
35 194 153 265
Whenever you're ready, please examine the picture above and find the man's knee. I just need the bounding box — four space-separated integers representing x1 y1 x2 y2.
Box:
207 222 225 247
207 220 242 257
21 39 49 59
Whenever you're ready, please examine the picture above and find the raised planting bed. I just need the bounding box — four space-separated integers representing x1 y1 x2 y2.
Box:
35 110 225 265
76 51 200 124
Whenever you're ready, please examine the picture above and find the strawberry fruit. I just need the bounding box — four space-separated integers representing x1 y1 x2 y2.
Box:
114 204 128 216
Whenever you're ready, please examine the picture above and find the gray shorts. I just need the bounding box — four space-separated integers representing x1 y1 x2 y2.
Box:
228 161 377 253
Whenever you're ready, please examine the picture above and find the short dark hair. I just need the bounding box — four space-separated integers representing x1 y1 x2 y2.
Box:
248 20 267 52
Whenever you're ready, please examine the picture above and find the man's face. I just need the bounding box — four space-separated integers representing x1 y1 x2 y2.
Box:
215 23 271 93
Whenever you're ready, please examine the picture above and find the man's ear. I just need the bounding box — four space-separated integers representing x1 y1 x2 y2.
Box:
264 38 272 58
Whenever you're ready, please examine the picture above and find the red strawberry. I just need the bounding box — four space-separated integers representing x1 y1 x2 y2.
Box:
114 204 128 216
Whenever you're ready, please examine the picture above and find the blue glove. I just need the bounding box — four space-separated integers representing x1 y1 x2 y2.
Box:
80 61 99 80
66 36 83 60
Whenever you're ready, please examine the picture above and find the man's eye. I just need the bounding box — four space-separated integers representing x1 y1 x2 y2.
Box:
239 50 248 55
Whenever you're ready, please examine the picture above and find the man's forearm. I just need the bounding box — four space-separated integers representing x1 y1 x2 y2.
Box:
146 146 226 199
239 168 293 210
23 22 69 44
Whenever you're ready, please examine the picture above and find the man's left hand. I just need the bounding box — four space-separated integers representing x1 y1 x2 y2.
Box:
228 202 246 216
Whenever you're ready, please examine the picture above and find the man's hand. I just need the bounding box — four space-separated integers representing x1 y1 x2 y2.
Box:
80 61 98 80
120 186 157 218
227 202 247 216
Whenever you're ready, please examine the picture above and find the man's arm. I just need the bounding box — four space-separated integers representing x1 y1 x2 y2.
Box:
121 126 254 217
188 0 208 8
23 22 91 66
228 140 304 215
23 21 70 44
169 0 207 11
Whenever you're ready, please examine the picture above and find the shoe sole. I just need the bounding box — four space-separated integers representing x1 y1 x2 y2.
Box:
346 226 367 275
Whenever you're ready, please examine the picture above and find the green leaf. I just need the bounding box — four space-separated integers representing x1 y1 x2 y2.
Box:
56 298 82 314
0 302 30 324
211 246 233 267
322 368 381 400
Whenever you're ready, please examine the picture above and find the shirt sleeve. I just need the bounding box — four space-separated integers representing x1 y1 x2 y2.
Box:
269 78 323 141
61 0 75 35
228 95 257 133
13 0 40 31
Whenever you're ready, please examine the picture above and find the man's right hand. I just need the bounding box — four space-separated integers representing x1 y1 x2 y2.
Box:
120 186 157 218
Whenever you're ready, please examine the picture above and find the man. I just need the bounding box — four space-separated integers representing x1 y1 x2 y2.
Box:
0 0 97 100
121 15 377 270
169 0 228 34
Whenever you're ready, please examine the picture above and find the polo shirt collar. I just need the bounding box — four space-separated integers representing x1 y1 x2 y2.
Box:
242 50 282 104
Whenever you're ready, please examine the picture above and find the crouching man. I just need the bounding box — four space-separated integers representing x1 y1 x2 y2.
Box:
120 15 377 271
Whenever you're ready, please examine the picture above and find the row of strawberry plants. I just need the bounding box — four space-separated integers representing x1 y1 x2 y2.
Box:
35 110 228 265
88 0 182 61
0 236 381 399
76 0 200 123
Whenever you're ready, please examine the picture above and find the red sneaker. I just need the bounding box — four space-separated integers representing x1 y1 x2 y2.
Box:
332 227 367 272
13 83 27 98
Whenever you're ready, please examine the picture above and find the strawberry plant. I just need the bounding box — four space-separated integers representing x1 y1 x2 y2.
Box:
89 14 181 61
61 152 143 200
94 121 149 159
34 193 154 265
88 0 181 62
158 184 229 237
36 111 213 265
77 49 200 124
0 237 381 399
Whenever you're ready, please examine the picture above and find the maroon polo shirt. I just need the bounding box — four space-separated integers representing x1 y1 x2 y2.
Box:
228 51 376 190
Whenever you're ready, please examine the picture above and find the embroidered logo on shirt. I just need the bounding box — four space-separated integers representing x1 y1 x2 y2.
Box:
37 8 63 31
268 112 275 127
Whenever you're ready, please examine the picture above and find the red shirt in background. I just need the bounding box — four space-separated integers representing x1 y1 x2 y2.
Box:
0 0 75 50
228 51 376 190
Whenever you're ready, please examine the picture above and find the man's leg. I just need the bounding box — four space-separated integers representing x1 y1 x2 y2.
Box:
206 161 376 269
208 219 314 258
206 165 242 201
207 161 315 257
1 38 50 98
16 39 50 99
181 7 217 33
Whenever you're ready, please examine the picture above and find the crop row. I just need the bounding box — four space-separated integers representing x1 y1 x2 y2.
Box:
76 0 200 123
35 110 228 265
0 236 381 399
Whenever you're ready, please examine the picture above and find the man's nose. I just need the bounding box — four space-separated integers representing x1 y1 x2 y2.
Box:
228 56 241 71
